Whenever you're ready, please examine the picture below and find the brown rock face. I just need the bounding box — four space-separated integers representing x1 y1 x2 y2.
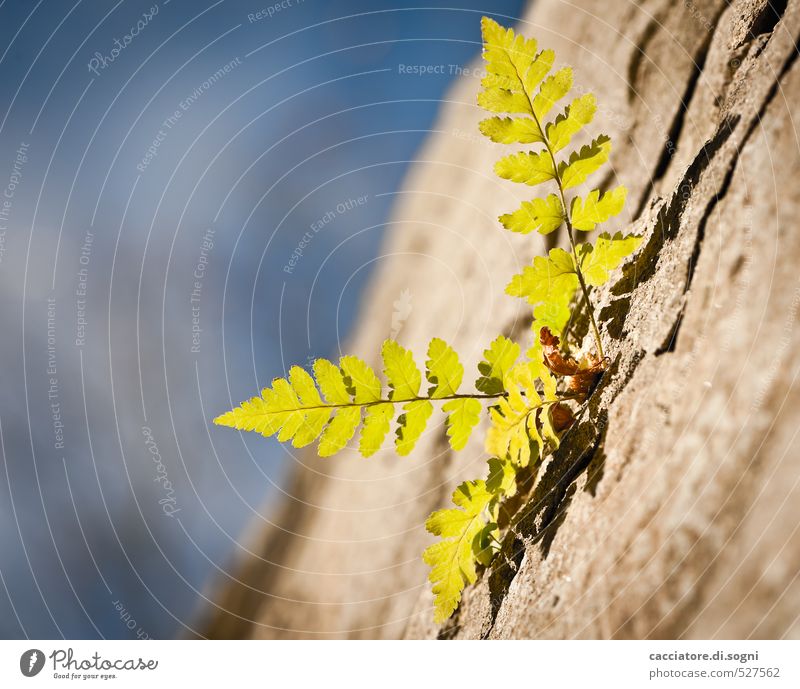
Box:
201 0 800 639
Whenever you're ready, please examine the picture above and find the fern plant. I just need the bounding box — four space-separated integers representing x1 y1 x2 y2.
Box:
215 17 643 625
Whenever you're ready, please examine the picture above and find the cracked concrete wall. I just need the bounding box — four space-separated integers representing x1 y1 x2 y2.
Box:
201 0 800 639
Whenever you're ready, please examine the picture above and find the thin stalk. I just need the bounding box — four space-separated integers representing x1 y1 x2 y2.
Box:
538 134 605 360
512 63 605 360
253 391 585 415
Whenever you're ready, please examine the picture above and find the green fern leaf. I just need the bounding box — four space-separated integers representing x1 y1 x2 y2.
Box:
479 116 543 144
533 298 573 338
216 366 341 455
476 88 531 115
577 232 643 286
213 368 327 447
499 194 564 235
571 186 627 231
486 456 518 497
360 403 393 458
532 67 573 121
318 407 361 457
287 367 331 448
480 16 538 87
340 355 382 403
507 248 578 339
476 335 520 395
382 340 421 400
423 480 493 624
495 150 555 186
486 362 545 467
396 399 433 456
442 398 482 451
426 338 463 399
313 359 350 404
558 135 611 189
524 49 556 95
545 93 597 152
506 247 578 305
478 17 555 120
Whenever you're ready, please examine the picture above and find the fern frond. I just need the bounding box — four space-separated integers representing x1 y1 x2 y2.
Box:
576 232 643 286
476 335 520 394
486 455 518 497
360 403 393 458
423 480 493 624
423 450 520 623
382 340 422 400
532 67 573 121
486 363 546 467
505 247 578 306
495 150 555 186
479 116 543 144
340 355 381 403
426 338 463 398
545 93 597 153
558 134 612 190
499 194 564 235
571 186 627 231
442 398 482 451
216 337 496 458
318 407 360 457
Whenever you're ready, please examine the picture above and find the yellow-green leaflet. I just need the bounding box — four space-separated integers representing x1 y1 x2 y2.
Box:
506 248 578 340
426 338 463 399
360 403 393 458
382 340 421 399
577 232 643 286
524 49 556 98
423 480 493 624
486 456 518 497
213 366 330 446
476 335 520 395
506 247 578 306
477 88 532 115
442 398 482 451
558 135 612 189
486 363 545 467
396 399 433 456
532 67 573 121
499 194 564 235
318 407 361 457
287 367 331 448
571 186 627 231
313 358 350 404
340 355 381 403
479 116 543 144
480 16 538 90
495 150 555 186
545 93 597 152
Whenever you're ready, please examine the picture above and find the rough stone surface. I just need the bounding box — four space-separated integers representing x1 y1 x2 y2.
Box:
200 0 800 639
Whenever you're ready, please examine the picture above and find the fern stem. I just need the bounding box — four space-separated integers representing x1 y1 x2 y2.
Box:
563 220 605 360
512 64 606 360
256 391 584 414
540 146 605 360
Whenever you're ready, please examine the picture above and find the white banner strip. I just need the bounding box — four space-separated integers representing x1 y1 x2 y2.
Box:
1 640 798 687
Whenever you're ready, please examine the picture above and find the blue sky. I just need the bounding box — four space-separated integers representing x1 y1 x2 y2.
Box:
0 0 525 638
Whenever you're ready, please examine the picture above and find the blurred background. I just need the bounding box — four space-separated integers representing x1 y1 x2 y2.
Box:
0 0 525 639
